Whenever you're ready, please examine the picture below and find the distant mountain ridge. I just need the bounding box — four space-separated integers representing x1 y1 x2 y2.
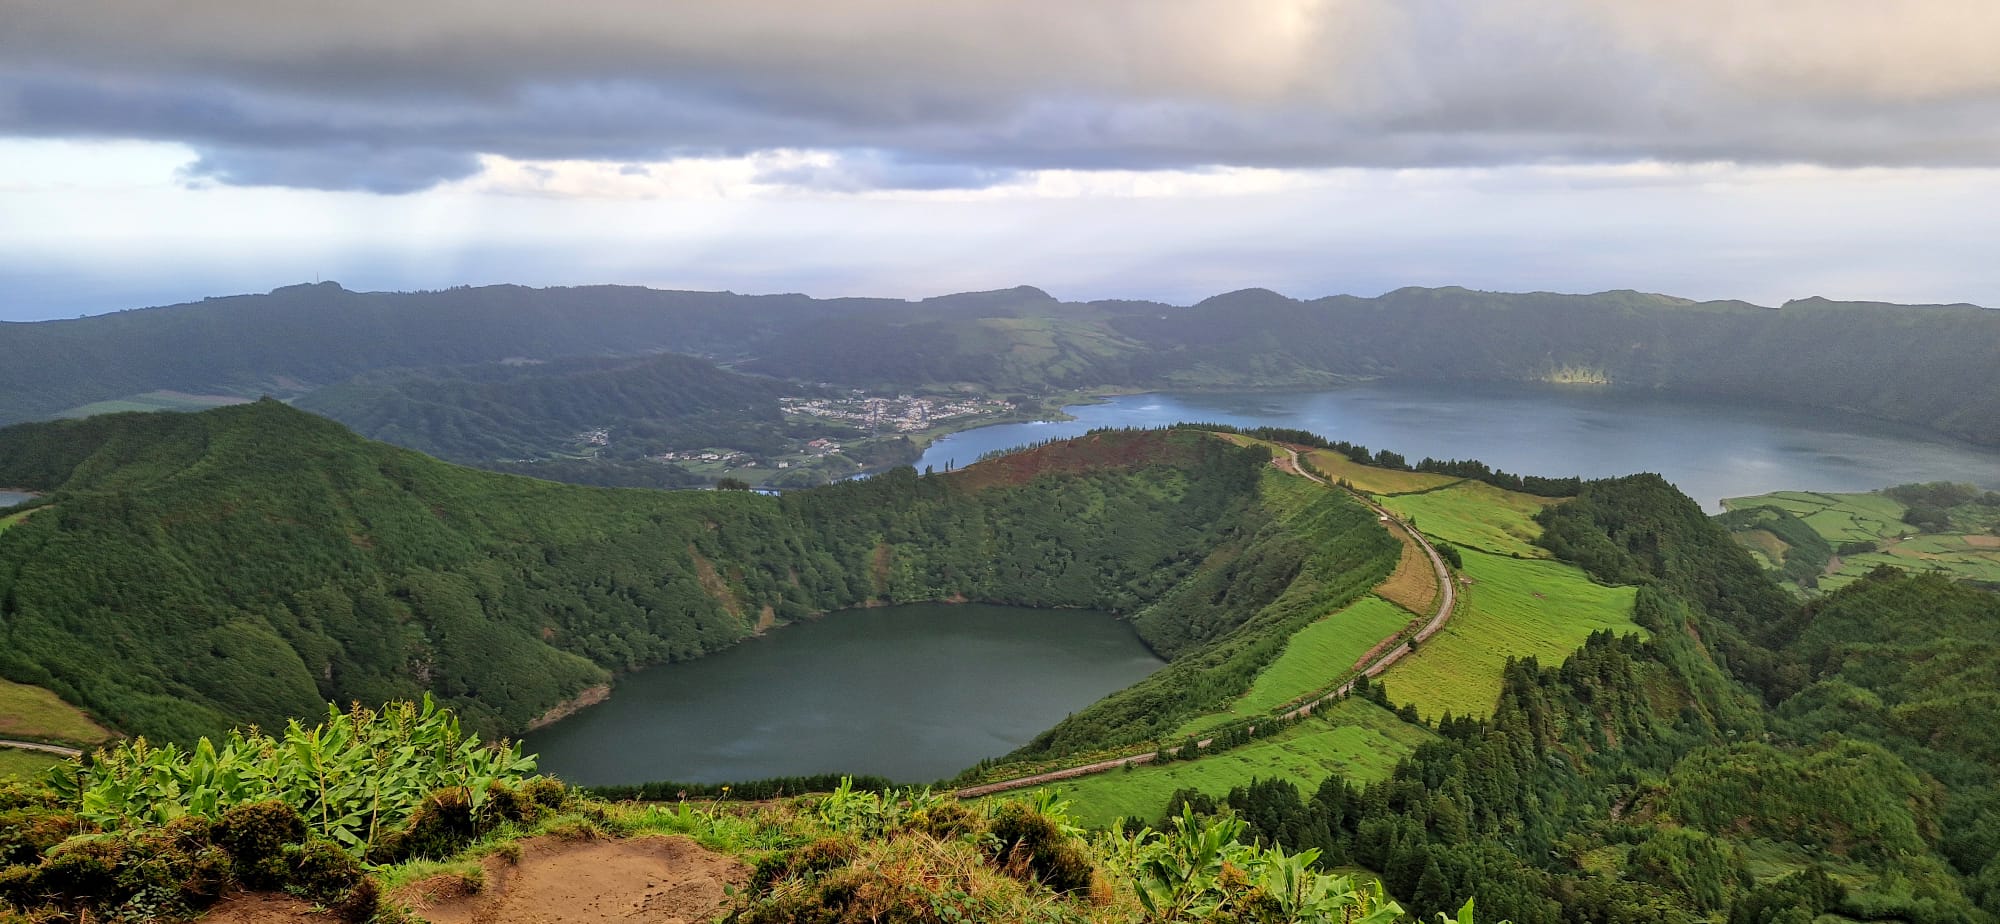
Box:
3 281 1998 446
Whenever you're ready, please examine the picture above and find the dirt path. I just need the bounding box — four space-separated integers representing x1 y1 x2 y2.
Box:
0 738 82 758
1264 447 1456 711
400 835 746 924
199 835 744 923
956 442 1457 799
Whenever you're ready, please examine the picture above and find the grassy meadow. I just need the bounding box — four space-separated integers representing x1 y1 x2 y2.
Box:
1723 490 1910 544
1018 698 1437 828
1823 536 2000 589
1381 480 1555 558
56 390 251 419
0 748 62 780
1303 448 1461 495
1378 550 1641 720
0 677 115 746
1177 595 1418 736
0 506 45 536
1723 489 2000 590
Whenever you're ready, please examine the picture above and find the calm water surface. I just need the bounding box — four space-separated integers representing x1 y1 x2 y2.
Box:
533 383 2000 784
919 384 2000 510
527 603 1161 786
0 491 36 508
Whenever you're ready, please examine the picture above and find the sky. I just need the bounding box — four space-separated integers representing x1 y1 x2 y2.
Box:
3 0 1999 321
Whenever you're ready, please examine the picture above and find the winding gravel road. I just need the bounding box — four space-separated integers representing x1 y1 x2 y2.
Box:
955 441 1458 799
0 738 83 758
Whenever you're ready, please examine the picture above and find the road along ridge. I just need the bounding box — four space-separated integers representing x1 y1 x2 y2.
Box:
955 441 1458 799
0 737 83 758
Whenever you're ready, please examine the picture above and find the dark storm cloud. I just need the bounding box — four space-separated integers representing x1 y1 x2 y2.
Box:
4 0 1999 193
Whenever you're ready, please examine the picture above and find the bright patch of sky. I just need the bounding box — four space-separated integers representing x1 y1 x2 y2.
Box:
3 1 1998 318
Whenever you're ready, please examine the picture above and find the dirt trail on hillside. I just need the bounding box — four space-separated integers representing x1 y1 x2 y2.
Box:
401 835 746 924
201 835 746 924
200 894 341 923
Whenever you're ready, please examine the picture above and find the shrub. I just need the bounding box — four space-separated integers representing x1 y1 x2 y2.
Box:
214 799 307 887
368 786 497 864
0 809 89 867
906 801 980 841
753 835 859 890
987 803 1096 894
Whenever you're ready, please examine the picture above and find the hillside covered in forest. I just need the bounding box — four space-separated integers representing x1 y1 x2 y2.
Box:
0 403 1997 921
6 282 2000 448
0 403 1400 748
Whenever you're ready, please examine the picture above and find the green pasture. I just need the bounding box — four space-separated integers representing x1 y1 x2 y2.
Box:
0 506 44 536
1380 480 1555 558
1378 550 1641 721
57 390 251 420
1018 698 1435 828
1178 596 1415 737
1722 491 1908 544
1725 489 2000 590
0 677 115 747
0 749 62 781
1303 449 1461 495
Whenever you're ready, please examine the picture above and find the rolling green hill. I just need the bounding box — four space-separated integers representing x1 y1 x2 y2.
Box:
0 404 1407 751
4 402 1999 922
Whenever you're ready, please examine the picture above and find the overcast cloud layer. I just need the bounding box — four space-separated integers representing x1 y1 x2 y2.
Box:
7 1 2000 192
2 1 1998 319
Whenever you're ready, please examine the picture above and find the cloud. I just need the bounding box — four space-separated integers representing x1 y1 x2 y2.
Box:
180 144 483 194
3 1 1998 192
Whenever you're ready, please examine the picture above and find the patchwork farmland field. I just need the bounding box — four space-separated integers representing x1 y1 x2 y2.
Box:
1378 549 1641 720
1178 596 1418 736
1302 448 1461 495
0 677 115 747
1723 489 2000 591
1381 480 1556 558
1018 698 1436 828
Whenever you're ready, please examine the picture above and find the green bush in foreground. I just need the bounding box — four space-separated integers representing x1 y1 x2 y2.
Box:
4 702 1497 923
52 697 540 854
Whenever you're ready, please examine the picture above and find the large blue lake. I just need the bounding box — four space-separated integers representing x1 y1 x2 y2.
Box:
530 383 2000 786
917 384 2000 510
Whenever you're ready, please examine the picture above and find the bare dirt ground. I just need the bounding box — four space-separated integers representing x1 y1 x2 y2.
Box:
200 894 341 923
1374 528 1440 615
402 835 747 924
201 835 746 924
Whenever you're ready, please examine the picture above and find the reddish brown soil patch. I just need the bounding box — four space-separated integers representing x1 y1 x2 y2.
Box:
1348 619 1420 672
950 429 1201 491
1963 534 2000 549
399 835 747 924
870 541 893 595
526 683 612 731
1374 528 1439 615
199 893 341 923
687 545 744 619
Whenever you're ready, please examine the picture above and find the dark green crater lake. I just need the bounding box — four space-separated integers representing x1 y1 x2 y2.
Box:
525 603 1162 786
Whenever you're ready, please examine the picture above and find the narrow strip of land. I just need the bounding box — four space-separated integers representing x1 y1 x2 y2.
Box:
0 738 82 758
956 441 1456 799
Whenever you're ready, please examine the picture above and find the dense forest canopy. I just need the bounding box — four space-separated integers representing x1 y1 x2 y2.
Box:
1140 473 2000 923
5 282 2000 448
0 404 1399 752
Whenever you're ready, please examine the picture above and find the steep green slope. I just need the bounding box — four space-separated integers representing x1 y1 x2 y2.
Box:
1122 473 2000 922
295 352 798 464
0 405 1332 747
